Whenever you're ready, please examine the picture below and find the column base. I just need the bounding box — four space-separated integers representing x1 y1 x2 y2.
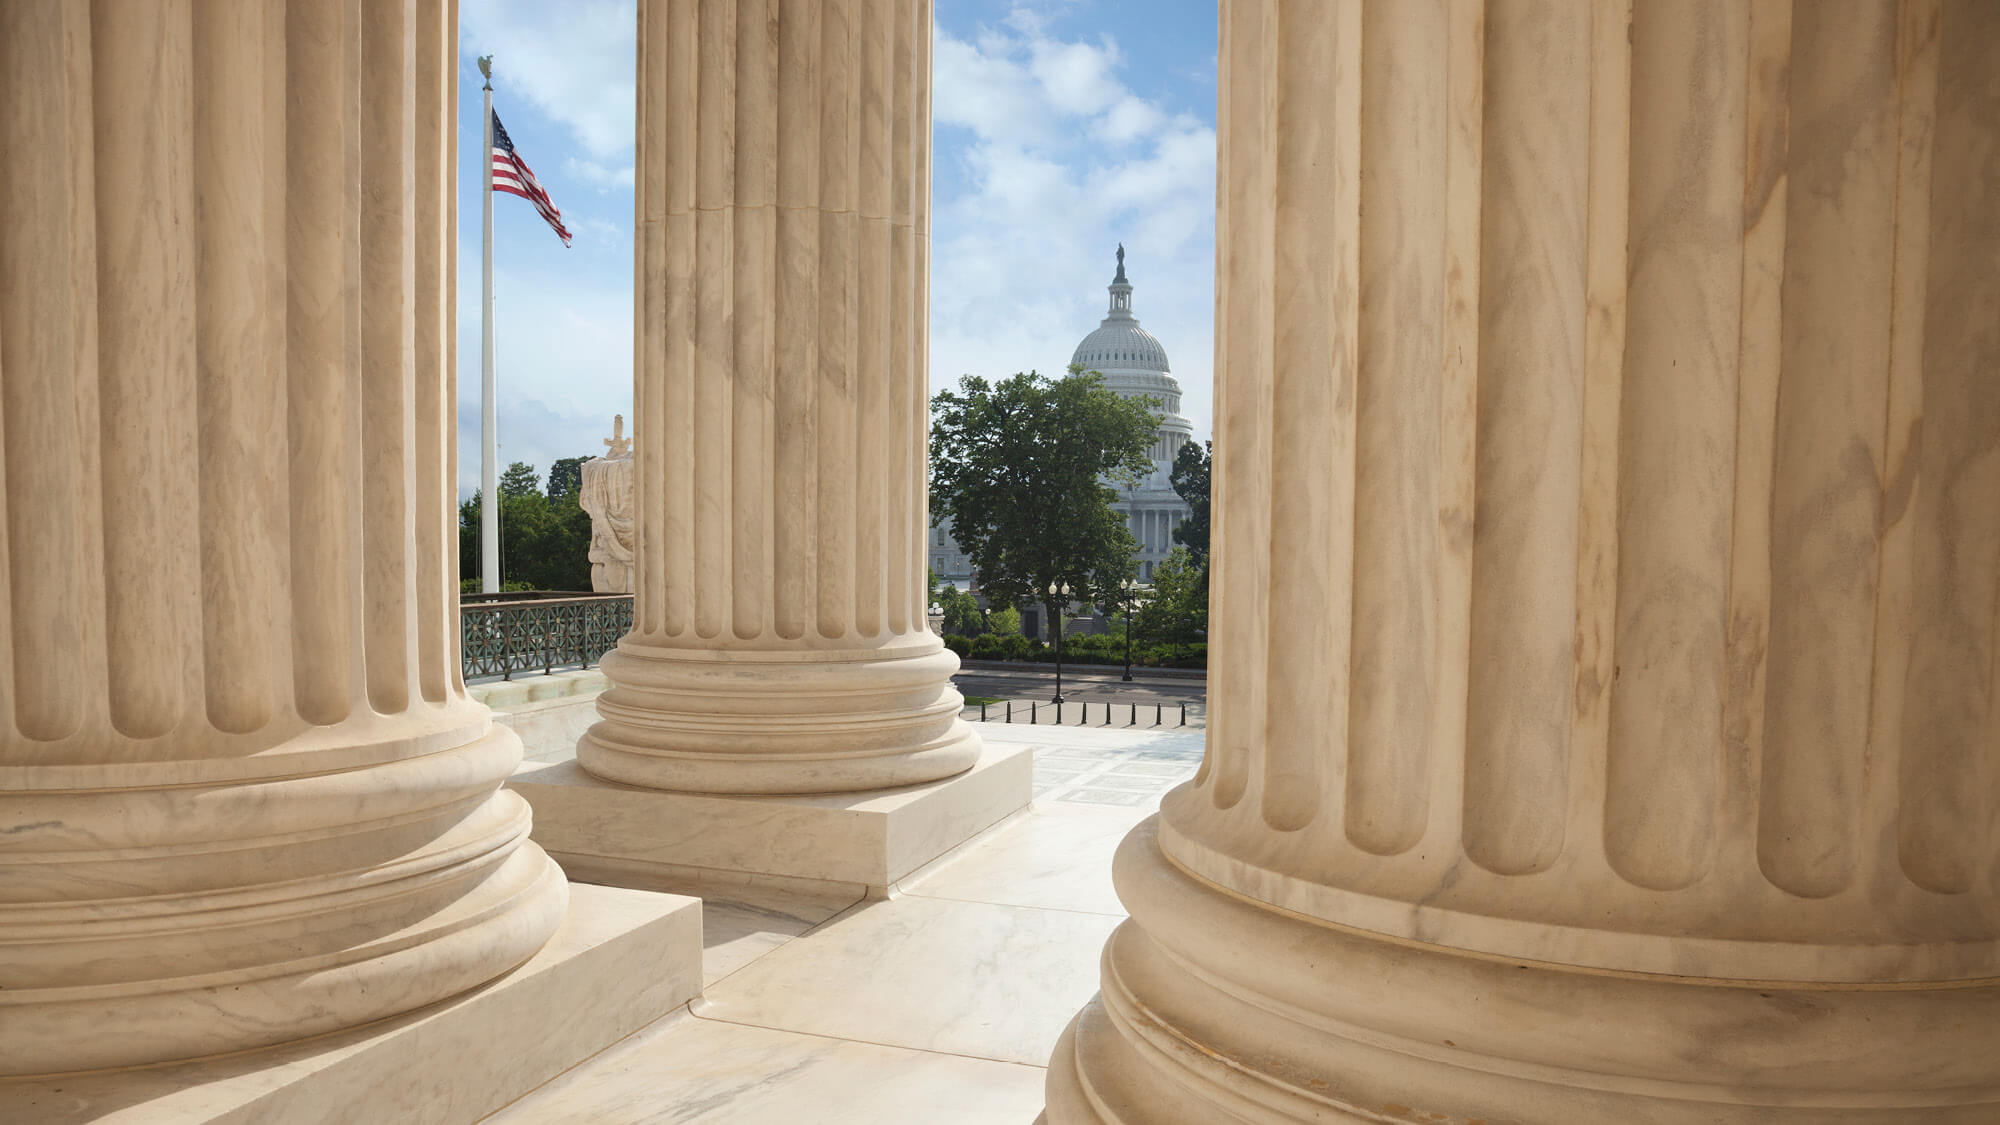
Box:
1 724 571 1077
1046 817 2000 1124
0 882 702 1124
580 641 982 793
510 742 1033 895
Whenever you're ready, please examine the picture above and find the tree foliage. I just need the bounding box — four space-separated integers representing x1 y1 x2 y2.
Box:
546 456 587 506
930 368 1158 640
1133 547 1207 661
459 458 595 592
1170 439 1211 570
937 586 985 637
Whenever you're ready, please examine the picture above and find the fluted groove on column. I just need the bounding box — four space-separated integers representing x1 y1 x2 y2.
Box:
1 0 98 747
288 0 359 726
1900 0 1997 896
1462 0 1590 878
195 0 284 736
96 1 203 742
1259 0 1351 834
415 0 455 703
1344 0 1447 858
772 0 820 642
590 0 973 794
1053 2 2000 1120
1601 0 1742 892
1200 0 1275 811
360 0 416 715
0 0 564 1076
1759 0 1901 901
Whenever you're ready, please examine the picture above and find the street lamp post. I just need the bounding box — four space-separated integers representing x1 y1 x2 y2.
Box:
1120 578 1137 682
1048 580 1070 705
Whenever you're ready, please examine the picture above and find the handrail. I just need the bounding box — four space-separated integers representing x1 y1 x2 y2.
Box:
459 593 633 682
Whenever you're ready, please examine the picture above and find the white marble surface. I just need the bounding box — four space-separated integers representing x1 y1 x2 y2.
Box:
491 1014 1047 1124
493 693 605 764
699 894 1120 1066
0 884 702 1124
550 851 866 988
902 804 1145 916
510 742 1033 889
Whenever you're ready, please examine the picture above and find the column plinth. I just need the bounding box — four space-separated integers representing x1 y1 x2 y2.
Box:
579 0 979 795
1049 0 2000 1120
0 0 565 1075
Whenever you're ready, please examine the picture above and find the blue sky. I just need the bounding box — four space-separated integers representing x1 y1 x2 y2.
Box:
455 1 1218 497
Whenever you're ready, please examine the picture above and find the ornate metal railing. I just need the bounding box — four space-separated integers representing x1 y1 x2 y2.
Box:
459 592 633 682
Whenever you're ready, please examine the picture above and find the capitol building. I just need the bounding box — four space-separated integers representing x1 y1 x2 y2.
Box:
931 247 1195 587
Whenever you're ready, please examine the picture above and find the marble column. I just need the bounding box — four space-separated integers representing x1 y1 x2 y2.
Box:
1048 1 2000 1120
581 0 979 794
0 0 567 1076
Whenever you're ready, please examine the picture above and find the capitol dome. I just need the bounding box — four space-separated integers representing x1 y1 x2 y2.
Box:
1069 246 1183 416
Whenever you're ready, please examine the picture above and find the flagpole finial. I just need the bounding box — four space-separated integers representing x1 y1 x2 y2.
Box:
477 55 493 90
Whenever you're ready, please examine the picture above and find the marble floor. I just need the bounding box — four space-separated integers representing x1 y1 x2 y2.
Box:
485 720 1204 1124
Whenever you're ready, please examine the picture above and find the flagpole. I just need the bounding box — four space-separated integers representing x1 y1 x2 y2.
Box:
479 59 500 593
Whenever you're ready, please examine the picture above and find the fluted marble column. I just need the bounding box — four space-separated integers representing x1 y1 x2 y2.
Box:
1048 1 2000 1120
581 0 979 794
0 0 567 1076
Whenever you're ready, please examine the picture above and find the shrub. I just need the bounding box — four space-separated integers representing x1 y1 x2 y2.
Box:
943 634 971 659
969 634 1006 661
987 605 1022 636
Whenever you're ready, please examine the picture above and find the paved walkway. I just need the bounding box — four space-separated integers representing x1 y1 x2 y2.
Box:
485 719 1205 1123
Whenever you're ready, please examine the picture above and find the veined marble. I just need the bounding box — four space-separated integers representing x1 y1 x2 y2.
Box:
1049 1 2000 1121
0 0 566 1075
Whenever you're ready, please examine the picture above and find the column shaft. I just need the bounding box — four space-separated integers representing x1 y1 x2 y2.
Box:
0 0 565 1076
1050 1 2000 1120
584 0 976 794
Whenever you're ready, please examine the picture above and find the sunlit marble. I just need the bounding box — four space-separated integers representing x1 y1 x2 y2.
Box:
0 885 701 1124
511 743 1033 891
491 1015 1047 1124
700 894 1120 1067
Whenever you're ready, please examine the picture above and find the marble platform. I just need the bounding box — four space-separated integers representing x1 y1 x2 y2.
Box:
492 724 1197 1122
0 883 703 1125
468 668 610 711
508 728 1035 895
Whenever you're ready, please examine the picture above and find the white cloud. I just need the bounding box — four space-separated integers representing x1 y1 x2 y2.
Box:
461 0 636 160
456 255 633 496
566 157 637 189
929 14 1216 440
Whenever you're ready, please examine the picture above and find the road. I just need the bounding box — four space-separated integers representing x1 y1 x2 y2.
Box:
951 663 1206 709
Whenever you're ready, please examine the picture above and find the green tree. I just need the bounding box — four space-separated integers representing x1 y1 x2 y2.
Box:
938 586 984 636
1170 440 1211 571
499 460 541 499
1134 547 1207 663
458 461 594 592
987 604 1021 637
930 368 1157 643
547 456 589 506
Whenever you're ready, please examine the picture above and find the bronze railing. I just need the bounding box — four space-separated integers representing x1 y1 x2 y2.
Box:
460 592 633 681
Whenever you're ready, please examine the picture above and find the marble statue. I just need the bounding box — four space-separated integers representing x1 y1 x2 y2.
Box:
580 414 636 593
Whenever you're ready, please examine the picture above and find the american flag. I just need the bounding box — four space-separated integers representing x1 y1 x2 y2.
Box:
491 111 571 247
